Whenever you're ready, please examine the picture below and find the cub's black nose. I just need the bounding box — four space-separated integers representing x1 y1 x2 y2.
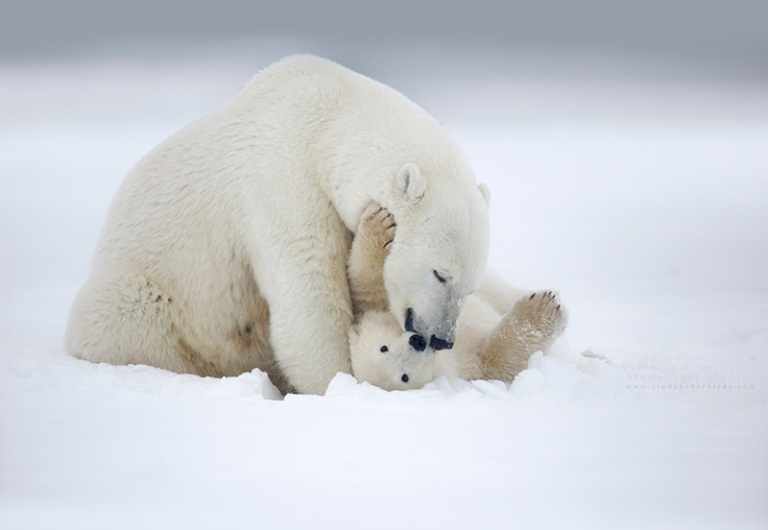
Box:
429 335 454 351
408 334 427 352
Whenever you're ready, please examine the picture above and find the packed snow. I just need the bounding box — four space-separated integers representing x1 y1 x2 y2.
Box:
1 48 767 529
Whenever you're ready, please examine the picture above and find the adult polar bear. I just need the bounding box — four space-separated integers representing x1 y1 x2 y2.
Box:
67 55 503 394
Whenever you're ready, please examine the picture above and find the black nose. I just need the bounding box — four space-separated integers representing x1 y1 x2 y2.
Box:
429 335 454 351
404 308 416 333
408 334 427 352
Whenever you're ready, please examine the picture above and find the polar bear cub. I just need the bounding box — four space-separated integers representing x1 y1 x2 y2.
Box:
347 204 567 390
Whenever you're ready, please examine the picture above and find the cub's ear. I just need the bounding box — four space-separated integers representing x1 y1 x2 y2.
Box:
478 182 491 205
394 163 426 203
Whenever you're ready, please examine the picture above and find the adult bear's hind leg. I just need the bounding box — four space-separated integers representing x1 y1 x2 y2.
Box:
66 273 195 374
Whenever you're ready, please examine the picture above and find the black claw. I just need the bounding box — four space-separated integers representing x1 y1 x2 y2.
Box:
529 293 535 300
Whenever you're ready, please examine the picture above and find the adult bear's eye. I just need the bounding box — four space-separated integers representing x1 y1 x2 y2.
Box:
380 345 388 353
433 270 447 283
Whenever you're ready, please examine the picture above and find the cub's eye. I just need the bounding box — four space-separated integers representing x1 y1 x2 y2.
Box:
433 270 447 283
380 345 388 353
401 373 409 383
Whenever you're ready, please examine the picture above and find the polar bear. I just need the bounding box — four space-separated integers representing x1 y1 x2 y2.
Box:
66 55 493 394
346 204 566 390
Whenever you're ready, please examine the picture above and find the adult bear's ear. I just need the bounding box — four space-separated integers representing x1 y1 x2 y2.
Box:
478 182 491 205
394 163 426 203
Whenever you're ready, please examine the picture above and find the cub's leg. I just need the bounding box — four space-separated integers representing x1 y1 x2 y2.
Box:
478 291 567 381
347 203 396 315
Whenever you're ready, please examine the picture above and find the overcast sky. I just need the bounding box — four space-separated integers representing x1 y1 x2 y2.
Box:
3 0 767 72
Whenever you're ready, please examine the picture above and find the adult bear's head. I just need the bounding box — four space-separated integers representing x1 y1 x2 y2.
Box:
378 162 490 351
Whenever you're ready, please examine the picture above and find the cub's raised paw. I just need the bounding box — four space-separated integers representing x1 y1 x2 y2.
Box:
511 290 567 347
358 203 397 252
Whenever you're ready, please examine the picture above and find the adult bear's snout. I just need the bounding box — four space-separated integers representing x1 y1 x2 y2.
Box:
405 303 457 351
408 333 427 352
429 335 453 351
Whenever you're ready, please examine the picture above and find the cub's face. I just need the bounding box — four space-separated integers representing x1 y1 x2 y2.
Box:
349 311 436 391
382 164 490 351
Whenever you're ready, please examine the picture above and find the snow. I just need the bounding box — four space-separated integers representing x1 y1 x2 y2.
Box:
1 50 767 529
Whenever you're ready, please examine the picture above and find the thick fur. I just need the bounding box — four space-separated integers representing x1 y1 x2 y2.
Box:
66 55 490 394
347 205 566 390
348 206 395 315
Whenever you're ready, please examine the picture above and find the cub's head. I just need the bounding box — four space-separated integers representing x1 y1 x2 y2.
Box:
380 163 490 351
349 311 436 391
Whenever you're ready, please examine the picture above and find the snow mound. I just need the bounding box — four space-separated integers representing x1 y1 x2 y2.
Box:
325 350 621 402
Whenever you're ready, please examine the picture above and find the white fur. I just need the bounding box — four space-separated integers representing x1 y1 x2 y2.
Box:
348 296 499 390
349 291 567 391
66 55 490 394
349 312 437 391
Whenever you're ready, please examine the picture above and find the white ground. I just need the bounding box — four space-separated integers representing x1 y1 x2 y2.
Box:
1 50 767 529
